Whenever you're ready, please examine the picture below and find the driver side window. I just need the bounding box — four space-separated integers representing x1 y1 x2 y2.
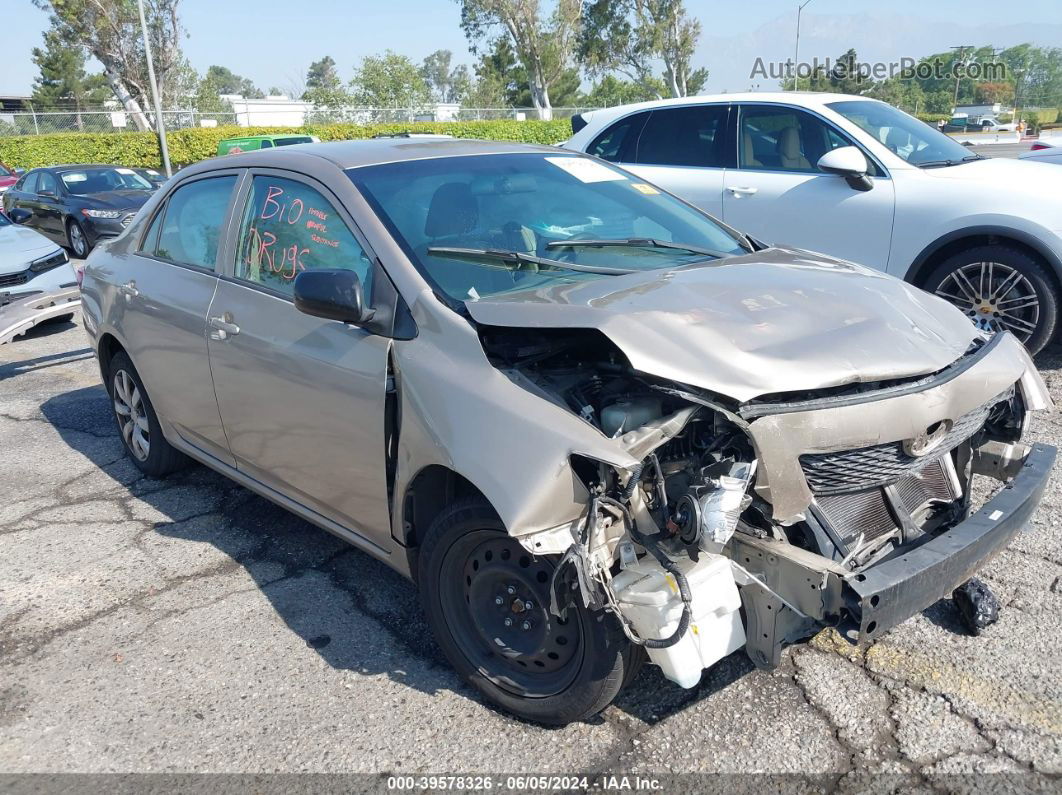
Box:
233 176 373 298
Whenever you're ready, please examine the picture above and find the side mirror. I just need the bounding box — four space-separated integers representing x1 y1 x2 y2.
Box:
38 188 56 198
293 269 375 326
817 146 873 192
13 168 25 176
7 208 31 224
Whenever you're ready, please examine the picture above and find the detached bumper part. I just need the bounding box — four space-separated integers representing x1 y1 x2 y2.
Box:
0 287 81 345
845 444 1055 641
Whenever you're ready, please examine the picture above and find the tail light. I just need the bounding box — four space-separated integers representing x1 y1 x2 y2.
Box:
1030 142 1054 151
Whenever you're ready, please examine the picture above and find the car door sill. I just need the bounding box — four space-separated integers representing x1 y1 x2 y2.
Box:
167 432 393 561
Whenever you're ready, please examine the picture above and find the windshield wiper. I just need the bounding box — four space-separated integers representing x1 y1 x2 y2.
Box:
546 237 735 259
918 154 985 168
426 246 637 275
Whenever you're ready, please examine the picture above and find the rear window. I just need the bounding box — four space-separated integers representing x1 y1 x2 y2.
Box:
273 137 313 147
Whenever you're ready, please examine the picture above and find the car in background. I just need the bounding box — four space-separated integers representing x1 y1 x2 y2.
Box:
0 162 23 195
1019 137 1062 166
0 209 79 344
564 93 1062 353
133 167 169 189
216 133 319 156
1 164 155 258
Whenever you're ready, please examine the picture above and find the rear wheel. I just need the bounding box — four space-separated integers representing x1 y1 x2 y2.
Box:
107 351 187 476
418 498 634 725
925 245 1058 354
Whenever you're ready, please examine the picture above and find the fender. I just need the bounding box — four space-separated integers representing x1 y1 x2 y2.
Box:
904 224 1062 286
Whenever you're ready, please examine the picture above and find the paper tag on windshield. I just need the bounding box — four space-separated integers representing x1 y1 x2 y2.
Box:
631 183 660 195
545 157 627 183
116 168 135 175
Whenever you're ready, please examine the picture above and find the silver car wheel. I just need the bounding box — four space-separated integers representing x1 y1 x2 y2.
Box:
934 261 1040 342
69 222 88 258
113 369 150 461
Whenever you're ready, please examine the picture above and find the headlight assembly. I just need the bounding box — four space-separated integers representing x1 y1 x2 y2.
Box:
29 249 69 273
81 209 124 219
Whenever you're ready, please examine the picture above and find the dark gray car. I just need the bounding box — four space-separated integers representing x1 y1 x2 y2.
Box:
79 139 1055 725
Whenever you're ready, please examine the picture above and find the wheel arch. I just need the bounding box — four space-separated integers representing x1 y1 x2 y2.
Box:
400 463 494 579
95 331 127 383
904 226 1062 293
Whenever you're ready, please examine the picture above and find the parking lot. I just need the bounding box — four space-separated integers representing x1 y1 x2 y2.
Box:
2 305 1061 784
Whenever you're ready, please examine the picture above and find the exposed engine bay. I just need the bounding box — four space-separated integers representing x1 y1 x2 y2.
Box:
479 324 1054 683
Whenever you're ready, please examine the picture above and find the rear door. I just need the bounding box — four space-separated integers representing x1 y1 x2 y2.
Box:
206 170 392 543
721 104 896 270
585 104 732 218
109 171 240 466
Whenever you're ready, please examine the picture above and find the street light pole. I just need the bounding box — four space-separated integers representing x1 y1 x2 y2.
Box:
950 45 974 113
794 0 815 91
137 0 172 177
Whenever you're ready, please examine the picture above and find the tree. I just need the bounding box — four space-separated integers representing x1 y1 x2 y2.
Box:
201 65 262 98
31 24 110 117
32 0 188 131
579 0 705 99
350 51 431 108
304 56 340 94
584 74 660 106
458 0 581 119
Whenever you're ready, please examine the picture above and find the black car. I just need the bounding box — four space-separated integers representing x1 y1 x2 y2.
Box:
1 164 156 258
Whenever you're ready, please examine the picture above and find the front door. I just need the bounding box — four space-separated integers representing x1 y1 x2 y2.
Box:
722 104 896 271
206 172 392 542
109 172 239 465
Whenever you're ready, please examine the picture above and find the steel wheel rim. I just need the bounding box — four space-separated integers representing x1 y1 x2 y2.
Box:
70 224 87 257
439 532 583 698
112 369 150 461
934 261 1040 342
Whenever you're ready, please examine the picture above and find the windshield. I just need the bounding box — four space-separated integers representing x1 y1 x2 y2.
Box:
349 153 748 303
0 164 12 177
828 100 978 167
60 167 153 195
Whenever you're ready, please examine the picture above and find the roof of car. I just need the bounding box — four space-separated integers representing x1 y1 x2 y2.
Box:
185 137 565 176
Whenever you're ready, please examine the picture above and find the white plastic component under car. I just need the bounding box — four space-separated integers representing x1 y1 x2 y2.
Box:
612 553 746 688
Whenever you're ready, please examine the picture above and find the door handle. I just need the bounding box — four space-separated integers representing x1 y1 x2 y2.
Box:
726 186 758 196
208 314 240 341
118 281 139 300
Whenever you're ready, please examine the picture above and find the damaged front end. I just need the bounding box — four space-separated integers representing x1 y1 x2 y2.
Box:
483 325 1055 687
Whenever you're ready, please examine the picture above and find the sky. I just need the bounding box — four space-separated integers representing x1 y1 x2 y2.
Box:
3 0 1062 100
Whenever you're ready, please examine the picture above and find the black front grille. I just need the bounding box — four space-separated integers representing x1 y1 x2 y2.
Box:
0 270 29 288
800 403 991 495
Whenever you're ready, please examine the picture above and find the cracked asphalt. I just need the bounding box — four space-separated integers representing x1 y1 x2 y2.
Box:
2 315 1061 788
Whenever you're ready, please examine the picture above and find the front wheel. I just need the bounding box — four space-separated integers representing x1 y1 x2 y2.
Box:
66 218 91 259
925 245 1058 354
418 498 634 725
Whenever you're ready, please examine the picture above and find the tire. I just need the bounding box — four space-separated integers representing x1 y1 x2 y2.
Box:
924 245 1058 354
66 218 91 259
418 498 634 725
107 351 187 477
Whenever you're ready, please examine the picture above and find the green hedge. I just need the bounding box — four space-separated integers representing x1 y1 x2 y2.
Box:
0 120 574 170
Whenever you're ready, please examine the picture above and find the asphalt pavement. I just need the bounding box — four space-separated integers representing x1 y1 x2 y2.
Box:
1 312 1061 787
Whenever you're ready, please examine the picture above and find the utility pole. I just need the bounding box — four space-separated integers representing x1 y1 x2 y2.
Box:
138 0 172 177
793 0 815 91
950 45 974 113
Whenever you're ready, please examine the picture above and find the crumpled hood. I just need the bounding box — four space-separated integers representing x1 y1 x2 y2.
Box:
0 224 59 275
464 247 979 403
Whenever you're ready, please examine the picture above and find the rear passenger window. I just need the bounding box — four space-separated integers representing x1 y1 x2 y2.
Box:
587 113 647 162
20 172 39 194
635 105 729 168
233 175 373 298
150 176 236 268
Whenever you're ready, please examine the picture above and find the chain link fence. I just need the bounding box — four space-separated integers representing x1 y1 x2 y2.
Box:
0 106 597 136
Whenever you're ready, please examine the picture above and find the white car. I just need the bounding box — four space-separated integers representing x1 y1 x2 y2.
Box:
0 210 80 343
1019 137 1062 166
564 92 1062 352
